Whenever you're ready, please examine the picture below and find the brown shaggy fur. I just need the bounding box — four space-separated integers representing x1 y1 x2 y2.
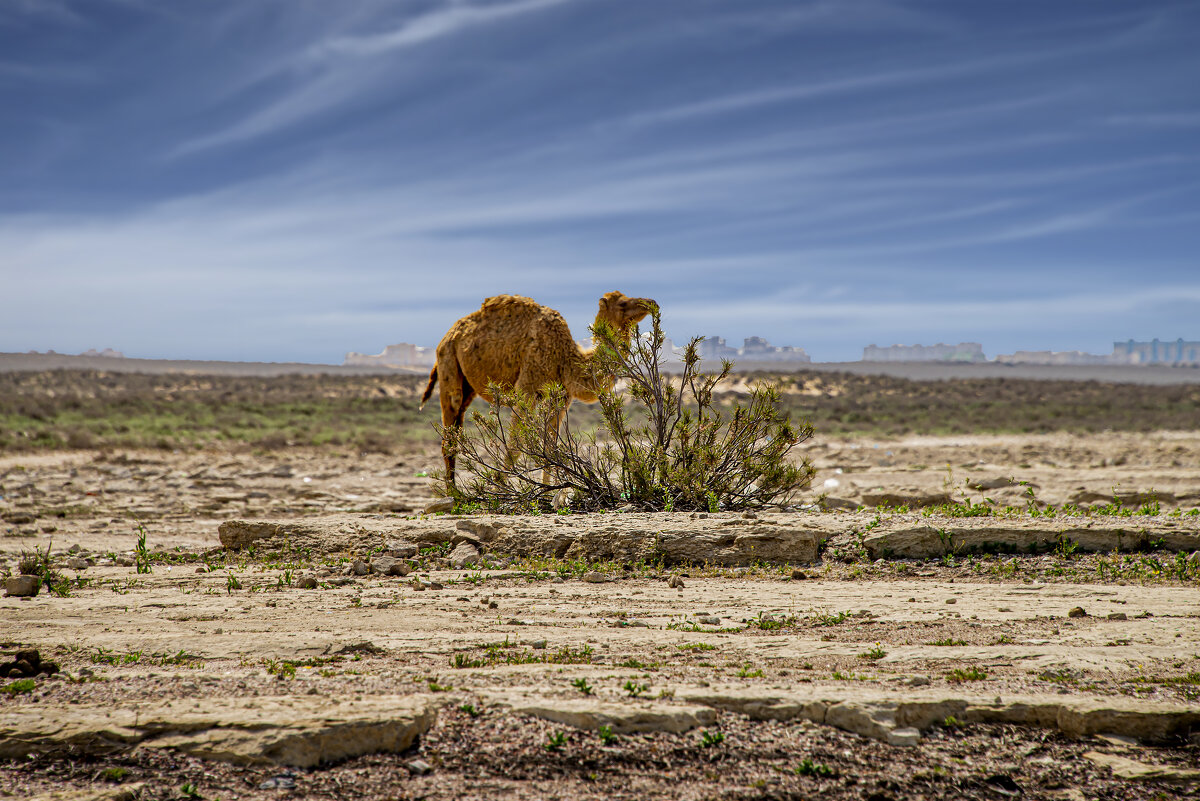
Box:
420 290 656 487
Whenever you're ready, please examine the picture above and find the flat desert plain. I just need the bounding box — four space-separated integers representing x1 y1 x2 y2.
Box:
1 369 1199 800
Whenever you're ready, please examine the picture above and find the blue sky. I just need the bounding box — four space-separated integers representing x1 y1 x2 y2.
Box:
2 0 1198 363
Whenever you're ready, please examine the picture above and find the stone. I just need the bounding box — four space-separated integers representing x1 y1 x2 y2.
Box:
1068 607 1087 618
67 558 89 571
861 491 951 508
454 519 499 545
384 541 418 558
966 477 1020 491
350 560 370 576
371 555 409 576
697 616 721 626
115 555 134 567
1187 550 1200 567
297 575 319 589
217 512 838 564
863 521 1200 559
1083 751 1200 783
530 640 548 650
29 782 146 801
4 576 40 597
886 727 922 746
490 694 717 734
1107 612 1128 621
0 694 437 768
449 542 480 569
405 758 434 776
790 569 807 580
423 498 455 515
581 571 610 583
674 684 1200 745
668 575 685 589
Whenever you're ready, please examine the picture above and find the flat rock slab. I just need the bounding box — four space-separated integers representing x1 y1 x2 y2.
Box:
218 513 833 565
1084 751 1200 783
0 694 435 768
30 785 145 801
670 684 1200 746
485 692 717 734
862 519 1200 559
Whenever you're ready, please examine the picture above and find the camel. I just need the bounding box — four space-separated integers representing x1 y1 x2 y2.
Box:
419 290 657 489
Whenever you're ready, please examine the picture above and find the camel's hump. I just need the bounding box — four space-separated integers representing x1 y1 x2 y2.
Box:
480 294 539 311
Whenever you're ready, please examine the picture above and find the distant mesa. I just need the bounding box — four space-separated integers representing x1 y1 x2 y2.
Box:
862 338 1200 366
343 343 436 369
862 343 985 363
26 348 125 358
694 336 811 363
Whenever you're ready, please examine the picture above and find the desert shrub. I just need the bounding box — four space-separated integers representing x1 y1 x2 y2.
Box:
444 309 815 512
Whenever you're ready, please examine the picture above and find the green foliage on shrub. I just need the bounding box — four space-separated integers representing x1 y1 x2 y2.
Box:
444 308 814 512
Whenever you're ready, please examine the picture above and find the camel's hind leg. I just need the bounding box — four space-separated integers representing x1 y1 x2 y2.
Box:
437 350 475 491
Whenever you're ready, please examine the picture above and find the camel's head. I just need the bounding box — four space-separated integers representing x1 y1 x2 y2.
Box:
596 291 657 339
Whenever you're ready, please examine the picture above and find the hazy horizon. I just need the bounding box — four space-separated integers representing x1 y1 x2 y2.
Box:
4 1 1198 362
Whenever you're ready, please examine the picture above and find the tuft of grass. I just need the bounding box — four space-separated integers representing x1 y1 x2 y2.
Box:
544 731 568 752
571 677 594 695
2 678 37 695
623 680 649 698
598 724 617 745
947 667 988 683
858 645 887 661
699 729 725 748
795 758 836 778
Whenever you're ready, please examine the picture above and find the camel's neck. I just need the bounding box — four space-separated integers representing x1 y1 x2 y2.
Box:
563 315 634 401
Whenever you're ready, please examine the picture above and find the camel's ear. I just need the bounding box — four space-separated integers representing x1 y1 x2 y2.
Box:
599 291 624 314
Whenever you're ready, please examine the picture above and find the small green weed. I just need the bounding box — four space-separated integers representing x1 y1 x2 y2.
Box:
947 667 987 683
699 729 725 748
795 758 835 778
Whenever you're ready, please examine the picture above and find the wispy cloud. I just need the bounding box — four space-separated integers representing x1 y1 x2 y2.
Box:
311 0 571 59
171 0 575 156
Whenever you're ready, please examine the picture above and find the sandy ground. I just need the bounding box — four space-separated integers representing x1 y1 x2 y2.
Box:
2 433 1200 799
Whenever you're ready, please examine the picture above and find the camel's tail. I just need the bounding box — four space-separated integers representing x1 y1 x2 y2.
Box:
419 366 438 409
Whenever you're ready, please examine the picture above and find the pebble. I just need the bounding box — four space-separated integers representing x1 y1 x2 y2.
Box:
405 759 433 776
1068 606 1088 618
385 541 418 559
4 576 40 597
530 639 547 650
67 557 89 570
350 560 370 576
697 616 721 625
668 575 685 589
790 569 807 580
907 676 931 687
422 498 455 514
259 775 297 790
945 598 956 604
1107 612 1127 621
582 571 610 583
298 575 319 589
